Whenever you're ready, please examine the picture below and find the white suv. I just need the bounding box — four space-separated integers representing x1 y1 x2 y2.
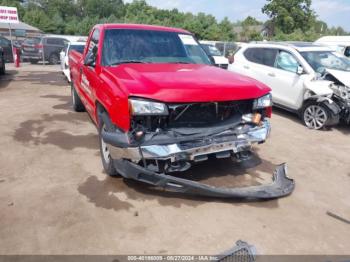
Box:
229 42 350 129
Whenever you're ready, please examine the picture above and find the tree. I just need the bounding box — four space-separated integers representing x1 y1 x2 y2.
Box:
262 0 316 34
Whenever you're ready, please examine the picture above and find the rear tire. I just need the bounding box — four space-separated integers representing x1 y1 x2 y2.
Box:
98 114 119 177
49 53 59 65
301 102 330 130
71 82 85 112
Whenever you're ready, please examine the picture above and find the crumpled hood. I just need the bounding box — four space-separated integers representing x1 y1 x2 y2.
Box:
102 64 270 103
326 68 350 87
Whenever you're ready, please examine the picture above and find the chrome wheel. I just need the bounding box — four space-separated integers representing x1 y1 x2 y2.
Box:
303 105 328 130
100 124 111 164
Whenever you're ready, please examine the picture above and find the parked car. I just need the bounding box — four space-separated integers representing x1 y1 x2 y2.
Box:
68 24 294 199
21 36 69 64
315 36 350 58
229 42 350 129
0 46 5 75
0 36 13 62
60 41 86 82
200 42 229 69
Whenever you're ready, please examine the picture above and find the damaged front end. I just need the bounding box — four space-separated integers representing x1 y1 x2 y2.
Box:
312 70 350 124
324 73 350 124
101 96 295 199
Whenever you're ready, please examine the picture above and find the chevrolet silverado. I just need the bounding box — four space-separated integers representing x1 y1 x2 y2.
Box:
69 24 294 199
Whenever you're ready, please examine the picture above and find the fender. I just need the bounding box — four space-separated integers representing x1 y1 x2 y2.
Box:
303 77 334 97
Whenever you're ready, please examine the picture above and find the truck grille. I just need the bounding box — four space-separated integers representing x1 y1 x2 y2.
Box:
131 100 253 132
167 100 253 128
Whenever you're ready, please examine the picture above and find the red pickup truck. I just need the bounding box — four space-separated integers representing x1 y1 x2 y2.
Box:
69 24 294 199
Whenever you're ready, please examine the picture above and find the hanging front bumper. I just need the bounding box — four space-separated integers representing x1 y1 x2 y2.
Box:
114 160 295 199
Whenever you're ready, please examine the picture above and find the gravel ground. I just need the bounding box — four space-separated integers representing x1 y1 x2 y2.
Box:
0 64 349 255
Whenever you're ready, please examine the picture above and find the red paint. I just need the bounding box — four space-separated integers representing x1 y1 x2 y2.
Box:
265 106 272 118
69 24 271 131
13 47 20 67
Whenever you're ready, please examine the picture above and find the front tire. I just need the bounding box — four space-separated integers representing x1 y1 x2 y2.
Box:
98 116 118 177
302 102 330 130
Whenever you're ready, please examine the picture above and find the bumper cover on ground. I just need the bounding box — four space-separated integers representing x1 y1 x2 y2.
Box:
115 160 295 199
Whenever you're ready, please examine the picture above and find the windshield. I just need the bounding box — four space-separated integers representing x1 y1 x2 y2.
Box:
70 45 85 54
201 44 222 56
102 29 211 66
301 51 350 72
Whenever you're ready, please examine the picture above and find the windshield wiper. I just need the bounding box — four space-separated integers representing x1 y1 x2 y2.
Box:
109 60 148 66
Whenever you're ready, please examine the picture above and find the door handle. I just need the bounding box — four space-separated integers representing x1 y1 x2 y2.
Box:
243 65 250 69
268 72 275 77
79 67 83 74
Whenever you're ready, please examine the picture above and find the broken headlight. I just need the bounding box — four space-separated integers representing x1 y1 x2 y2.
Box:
332 84 350 100
253 93 272 109
129 98 168 115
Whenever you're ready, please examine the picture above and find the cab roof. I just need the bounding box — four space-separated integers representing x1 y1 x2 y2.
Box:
97 23 191 34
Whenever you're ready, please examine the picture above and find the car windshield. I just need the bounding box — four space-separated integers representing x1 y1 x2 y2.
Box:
102 29 211 66
300 51 350 72
70 45 85 54
201 44 222 56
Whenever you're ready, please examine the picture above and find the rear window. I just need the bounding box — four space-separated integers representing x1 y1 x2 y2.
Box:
244 48 278 67
23 38 41 45
46 38 66 45
70 45 85 54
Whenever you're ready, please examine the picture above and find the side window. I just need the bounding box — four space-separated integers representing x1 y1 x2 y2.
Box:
244 48 277 67
275 50 300 73
85 29 100 66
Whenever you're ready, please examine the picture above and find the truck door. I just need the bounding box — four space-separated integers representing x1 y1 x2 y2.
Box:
79 29 101 117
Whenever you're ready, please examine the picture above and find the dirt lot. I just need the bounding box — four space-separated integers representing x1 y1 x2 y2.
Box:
0 64 349 255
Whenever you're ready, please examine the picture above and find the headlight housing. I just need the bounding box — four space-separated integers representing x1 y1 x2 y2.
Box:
129 98 168 115
253 93 273 109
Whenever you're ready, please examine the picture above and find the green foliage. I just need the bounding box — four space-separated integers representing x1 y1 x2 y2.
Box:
10 0 236 41
262 0 349 41
2 0 348 42
262 0 316 34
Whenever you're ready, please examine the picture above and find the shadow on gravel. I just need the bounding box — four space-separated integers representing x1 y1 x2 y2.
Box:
15 71 68 87
0 70 18 89
13 112 98 151
336 123 350 135
78 153 280 209
273 107 349 133
41 94 71 111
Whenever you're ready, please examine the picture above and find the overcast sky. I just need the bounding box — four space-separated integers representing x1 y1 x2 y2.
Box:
126 0 350 31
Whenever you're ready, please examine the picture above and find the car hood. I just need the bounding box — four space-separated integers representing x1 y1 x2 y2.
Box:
326 68 350 87
102 64 270 103
212 56 229 64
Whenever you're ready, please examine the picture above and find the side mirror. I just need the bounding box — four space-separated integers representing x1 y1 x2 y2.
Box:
84 46 97 67
296 66 304 75
84 53 95 67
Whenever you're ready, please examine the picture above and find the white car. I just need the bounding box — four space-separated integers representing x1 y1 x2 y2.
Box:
200 43 229 69
60 41 86 82
229 42 350 129
315 36 350 58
